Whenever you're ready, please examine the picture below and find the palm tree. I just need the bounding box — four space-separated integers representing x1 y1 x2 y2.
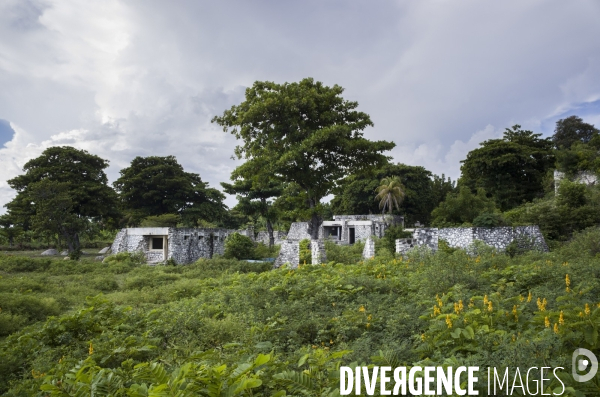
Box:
375 176 405 215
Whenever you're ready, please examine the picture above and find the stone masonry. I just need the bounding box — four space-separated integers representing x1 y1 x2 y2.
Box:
396 226 548 254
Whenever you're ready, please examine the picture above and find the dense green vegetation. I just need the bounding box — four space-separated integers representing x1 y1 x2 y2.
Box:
1 229 599 395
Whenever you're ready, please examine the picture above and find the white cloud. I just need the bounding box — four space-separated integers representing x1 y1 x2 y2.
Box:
1 0 600 211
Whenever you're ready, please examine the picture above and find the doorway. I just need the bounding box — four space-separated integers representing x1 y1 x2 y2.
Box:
349 228 355 244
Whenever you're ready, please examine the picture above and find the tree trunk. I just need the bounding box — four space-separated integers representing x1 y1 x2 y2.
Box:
266 218 275 248
307 198 321 240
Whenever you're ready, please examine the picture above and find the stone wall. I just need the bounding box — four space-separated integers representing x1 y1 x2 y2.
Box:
414 228 439 251
274 240 299 268
362 237 375 259
255 231 287 246
311 240 327 264
112 227 235 264
167 228 232 264
287 222 311 240
398 226 549 254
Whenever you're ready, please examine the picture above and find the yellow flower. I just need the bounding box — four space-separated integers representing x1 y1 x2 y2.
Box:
585 304 591 316
537 298 547 312
433 305 441 316
89 342 94 355
332 302 336 307
436 294 443 307
421 333 426 341
359 305 365 313
553 323 559 334
559 311 564 325
445 315 452 328
566 274 571 292
366 322 371 329
527 292 532 302
367 314 373 321
483 295 489 306
544 316 550 328
487 300 493 312
519 295 524 302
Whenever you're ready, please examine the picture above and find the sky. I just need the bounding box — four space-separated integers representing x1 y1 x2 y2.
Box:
1 0 600 210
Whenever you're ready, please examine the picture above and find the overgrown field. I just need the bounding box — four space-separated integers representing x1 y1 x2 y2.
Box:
1 230 600 396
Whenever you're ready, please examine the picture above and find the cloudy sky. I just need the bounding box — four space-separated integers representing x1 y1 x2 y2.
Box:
1 0 600 209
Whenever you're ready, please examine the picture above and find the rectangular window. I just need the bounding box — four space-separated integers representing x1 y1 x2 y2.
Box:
152 237 164 250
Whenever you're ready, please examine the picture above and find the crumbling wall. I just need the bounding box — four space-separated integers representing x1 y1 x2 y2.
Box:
287 222 311 240
274 240 299 268
414 228 439 251
362 237 375 259
311 240 327 264
255 231 287 246
398 226 549 254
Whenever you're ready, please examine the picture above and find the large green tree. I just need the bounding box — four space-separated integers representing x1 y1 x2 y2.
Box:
431 186 497 226
5 146 118 251
113 156 227 226
221 163 283 248
460 125 555 211
331 162 453 225
552 115 599 149
212 78 395 239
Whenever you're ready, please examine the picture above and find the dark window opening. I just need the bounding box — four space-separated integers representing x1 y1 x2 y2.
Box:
152 237 164 250
349 228 356 244
184 235 189 240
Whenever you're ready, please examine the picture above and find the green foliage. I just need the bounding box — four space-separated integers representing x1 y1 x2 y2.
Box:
472 212 508 227
331 162 455 226
140 213 180 227
113 155 227 227
324 239 364 264
4 228 600 395
505 183 600 241
375 176 405 214
299 238 311 265
5 146 119 252
253 242 280 259
460 125 555 211
223 233 256 260
431 186 497 226
221 171 283 248
553 115 600 150
379 225 411 253
213 77 395 239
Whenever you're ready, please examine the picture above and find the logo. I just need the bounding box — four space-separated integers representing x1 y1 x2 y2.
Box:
572 348 598 382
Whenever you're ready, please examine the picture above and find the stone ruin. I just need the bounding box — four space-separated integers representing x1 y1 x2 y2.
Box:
396 226 549 255
274 214 403 268
112 225 288 264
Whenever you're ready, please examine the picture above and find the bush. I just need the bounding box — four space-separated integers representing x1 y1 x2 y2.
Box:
299 239 311 265
380 225 412 253
0 256 52 273
472 212 508 227
324 240 364 264
223 233 255 260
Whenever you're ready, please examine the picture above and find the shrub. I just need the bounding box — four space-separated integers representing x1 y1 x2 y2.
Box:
379 225 411 254
324 240 364 264
223 233 255 260
299 239 311 264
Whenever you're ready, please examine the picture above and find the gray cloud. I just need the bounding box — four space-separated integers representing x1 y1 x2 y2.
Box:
1 0 600 211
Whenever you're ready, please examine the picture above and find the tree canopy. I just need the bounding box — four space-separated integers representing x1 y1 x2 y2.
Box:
113 156 227 226
460 125 555 211
331 162 454 225
212 78 395 238
431 186 497 227
5 146 118 251
221 167 283 247
552 115 600 149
